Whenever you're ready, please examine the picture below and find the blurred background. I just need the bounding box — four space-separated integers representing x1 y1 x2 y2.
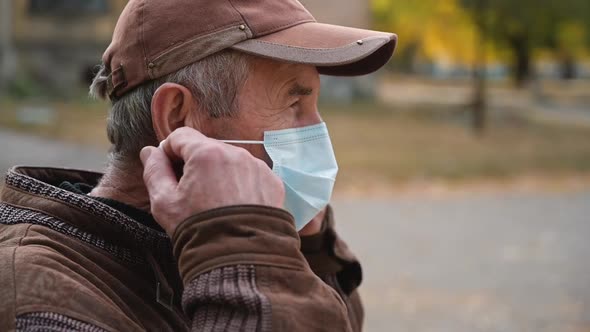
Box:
1 0 589 331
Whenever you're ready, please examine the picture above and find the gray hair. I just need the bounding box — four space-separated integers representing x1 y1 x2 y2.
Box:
90 50 251 165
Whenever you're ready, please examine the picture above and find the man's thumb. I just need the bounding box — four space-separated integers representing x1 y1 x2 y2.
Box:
140 146 177 194
140 146 153 166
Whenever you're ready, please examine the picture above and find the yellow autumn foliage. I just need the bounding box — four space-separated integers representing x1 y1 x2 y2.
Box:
372 0 588 65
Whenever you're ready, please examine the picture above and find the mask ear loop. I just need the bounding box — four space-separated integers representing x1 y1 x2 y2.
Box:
220 140 264 144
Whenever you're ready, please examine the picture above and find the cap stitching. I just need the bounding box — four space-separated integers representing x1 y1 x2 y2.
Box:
256 19 316 36
227 0 250 34
151 23 249 63
197 20 245 37
145 2 245 64
140 0 150 79
241 36 388 52
168 19 245 43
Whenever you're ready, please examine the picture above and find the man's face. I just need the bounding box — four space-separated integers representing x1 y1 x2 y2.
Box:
204 57 322 166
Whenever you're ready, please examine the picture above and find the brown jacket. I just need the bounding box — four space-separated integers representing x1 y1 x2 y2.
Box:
0 166 363 331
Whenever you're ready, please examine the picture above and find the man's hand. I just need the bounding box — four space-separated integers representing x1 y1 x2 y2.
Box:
140 127 285 237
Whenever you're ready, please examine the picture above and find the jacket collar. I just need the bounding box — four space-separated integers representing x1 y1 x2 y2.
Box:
1 166 171 257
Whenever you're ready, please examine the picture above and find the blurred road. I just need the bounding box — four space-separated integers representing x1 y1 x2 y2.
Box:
333 195 590 332
0 129 107 176
2 129 589 331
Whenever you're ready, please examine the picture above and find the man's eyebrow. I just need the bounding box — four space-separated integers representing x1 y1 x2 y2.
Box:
288 83 313 96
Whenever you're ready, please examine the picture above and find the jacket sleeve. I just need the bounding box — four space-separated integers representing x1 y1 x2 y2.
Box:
172 205 353 332
300 205 364 332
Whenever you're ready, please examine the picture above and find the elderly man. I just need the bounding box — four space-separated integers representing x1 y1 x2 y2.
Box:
0 0 396 331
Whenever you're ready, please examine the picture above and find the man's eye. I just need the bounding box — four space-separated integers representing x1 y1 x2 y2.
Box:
289 101 300 108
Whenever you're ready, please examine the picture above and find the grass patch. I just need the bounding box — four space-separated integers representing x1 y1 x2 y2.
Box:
321 103 590 190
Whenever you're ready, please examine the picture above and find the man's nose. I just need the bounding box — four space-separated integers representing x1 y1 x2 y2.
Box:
296 110 323 128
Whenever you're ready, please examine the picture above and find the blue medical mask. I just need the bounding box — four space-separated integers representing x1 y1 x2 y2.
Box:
222 122 338 230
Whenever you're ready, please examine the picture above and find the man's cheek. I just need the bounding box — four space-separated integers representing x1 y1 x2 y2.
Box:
252 145 273 169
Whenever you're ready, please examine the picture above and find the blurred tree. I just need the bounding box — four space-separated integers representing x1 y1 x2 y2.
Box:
373 0 488 134
373 0 479 72
459 0 589 86
466 0 487 134
373 0 589 136
555 22 588 79
374 0 589 83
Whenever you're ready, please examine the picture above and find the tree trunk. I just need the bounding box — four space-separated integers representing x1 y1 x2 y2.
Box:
472 65 486 135
471 0 488 135
560 53 576 80
508 35 531 88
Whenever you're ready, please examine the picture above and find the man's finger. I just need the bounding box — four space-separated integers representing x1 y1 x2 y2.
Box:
160 127 208 163
140 146 178 196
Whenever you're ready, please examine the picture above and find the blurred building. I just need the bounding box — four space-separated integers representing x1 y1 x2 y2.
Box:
0 0 126 96
1 0 376 101
302 0 370 31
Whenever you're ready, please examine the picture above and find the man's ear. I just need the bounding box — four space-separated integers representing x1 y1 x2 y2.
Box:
151 83 196 142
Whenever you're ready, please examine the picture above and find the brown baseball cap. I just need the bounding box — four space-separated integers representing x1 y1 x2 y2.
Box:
103 0 397 99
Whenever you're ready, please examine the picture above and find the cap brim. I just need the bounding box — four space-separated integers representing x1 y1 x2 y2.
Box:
231 22 397 76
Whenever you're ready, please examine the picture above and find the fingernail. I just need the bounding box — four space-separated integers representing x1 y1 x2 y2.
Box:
139 147 152 165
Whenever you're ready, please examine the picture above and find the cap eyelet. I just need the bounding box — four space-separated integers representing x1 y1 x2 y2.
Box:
356 40 364 45
239 24 246 31
148 62 155 69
